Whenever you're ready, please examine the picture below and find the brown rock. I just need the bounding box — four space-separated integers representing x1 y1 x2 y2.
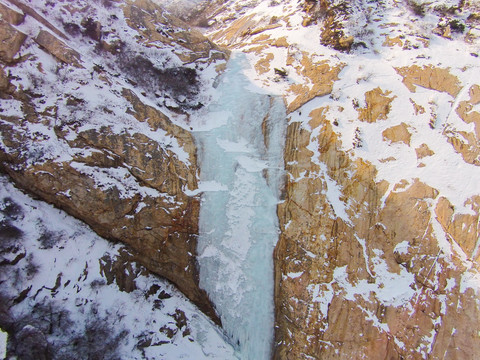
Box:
382 123 412 145
383 35 403 47
0 19 26 63
357 87 396 123
446 130 480 165
410 98 426 115
415 143 434 159
255 53 274 75
319 3 353 52
395 65 461 97
274 105 480 359
6 0 68 40
0 2 25 26
287 54 343 113
436 196 480 259
35 30 83 68
0 66 14 95
443 84 480 165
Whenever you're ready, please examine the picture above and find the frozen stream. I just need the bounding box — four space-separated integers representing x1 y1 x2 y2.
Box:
194 54 286 359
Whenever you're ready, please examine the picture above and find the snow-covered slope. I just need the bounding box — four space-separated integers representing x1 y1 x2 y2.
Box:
0 175 235 359
0 0 233 357
0 0 229 325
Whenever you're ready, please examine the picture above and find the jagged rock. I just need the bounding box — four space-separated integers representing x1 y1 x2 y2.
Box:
0 19 26 63
382 122 411 145
35 30 83 68
357 87 396 123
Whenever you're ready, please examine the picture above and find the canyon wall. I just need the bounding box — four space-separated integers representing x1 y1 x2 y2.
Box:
202 0 480 358
0 0 228 321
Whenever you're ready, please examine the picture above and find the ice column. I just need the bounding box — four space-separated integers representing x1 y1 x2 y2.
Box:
194 53 286 360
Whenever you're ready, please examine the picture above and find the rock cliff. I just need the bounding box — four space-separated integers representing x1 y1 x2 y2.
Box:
1 0 480 359
0 0 228 322
199 0 480 358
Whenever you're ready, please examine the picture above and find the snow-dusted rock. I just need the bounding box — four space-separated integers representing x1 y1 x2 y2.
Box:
195 0 480 358
0 0 228 325
0 176 235 359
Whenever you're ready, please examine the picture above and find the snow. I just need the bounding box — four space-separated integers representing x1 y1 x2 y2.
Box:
394 241 410 255
332 261 416 308
0 175 235 359
194 53 286 360
0 329 6 359
287 271 304 279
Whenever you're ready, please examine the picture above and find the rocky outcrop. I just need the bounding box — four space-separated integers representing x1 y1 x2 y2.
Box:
357 87 396 123
0 0 228 322
34 30 83 68
0 19 26 63
382 123 411 145
274 106 480 359
395 65 462 97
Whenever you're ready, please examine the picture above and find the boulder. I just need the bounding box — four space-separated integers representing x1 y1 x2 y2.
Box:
0 19 26 63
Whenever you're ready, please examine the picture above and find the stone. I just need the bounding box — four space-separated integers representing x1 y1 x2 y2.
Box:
0 19 26 63
395 65 462 97
441 84 480 165
415 143 434 159
382 122 412 145
0 2 25 26
357 87 396 123
383 35 403 47
287 54 344 113
35 30 83 68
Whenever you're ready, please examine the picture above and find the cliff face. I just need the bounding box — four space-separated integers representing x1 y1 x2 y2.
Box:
2 0 480 358
200 0 480 358
0 176 237 359
0 0 228 321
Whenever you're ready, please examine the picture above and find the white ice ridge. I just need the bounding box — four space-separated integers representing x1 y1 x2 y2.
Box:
194 53 287 360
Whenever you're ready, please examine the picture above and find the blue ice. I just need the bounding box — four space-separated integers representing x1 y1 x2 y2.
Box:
194 53 286 360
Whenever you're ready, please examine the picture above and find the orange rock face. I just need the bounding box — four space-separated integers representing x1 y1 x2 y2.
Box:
274 108 480 359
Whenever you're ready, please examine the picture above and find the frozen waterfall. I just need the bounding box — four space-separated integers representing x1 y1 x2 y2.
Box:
194 53 286 360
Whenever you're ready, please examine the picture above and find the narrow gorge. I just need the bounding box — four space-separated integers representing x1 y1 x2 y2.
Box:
1 0 480 359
